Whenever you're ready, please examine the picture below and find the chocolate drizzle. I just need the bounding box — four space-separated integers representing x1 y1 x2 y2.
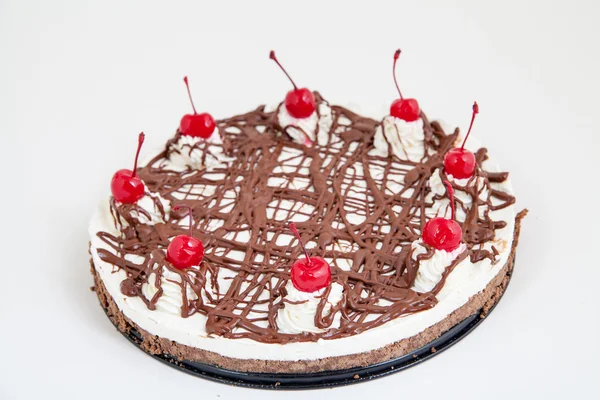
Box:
95 93 515 343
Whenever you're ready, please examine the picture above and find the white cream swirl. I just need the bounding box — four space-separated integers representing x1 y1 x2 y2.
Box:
370 116 425 162
411 240 467 293
277 102 333 147
425 168 490 222
141 267 197 316
277 281 344 334
129 188 171 225
161 129 233 172
112 185 171 229
141 264 216 317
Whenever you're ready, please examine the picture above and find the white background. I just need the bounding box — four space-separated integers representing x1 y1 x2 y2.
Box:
1 0 598 398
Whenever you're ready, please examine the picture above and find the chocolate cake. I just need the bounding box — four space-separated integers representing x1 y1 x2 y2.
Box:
89 51 524 375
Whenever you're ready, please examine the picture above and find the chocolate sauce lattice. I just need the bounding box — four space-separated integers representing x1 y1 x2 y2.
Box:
97 93 515 344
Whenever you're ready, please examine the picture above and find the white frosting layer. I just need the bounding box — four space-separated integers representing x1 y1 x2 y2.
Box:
370 116 425 162
411 241 467 293
89 123 516 362
277 281 344 334
277 102 333 147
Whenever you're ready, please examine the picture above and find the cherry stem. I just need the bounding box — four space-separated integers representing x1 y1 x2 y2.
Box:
461 101 479 150
131 132 145 178
174 205 194 237
269 51 298 91
443 181 456 221
183 76 198 115
289 222 310 264
393 49 403 100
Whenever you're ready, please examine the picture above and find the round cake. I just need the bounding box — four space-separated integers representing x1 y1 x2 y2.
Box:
89 52 525 374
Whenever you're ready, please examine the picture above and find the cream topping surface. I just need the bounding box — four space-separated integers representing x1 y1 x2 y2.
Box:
89 122 517 361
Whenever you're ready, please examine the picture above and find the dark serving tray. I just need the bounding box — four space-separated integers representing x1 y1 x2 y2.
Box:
107 271 511 390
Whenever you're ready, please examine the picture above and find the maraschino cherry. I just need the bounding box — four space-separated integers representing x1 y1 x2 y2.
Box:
179 76 216 138
390 49 420 122
422 181 463 252
289 222 331 292
269 51 315 119
111 132 146 204
167 205 205 270
443 102 479 179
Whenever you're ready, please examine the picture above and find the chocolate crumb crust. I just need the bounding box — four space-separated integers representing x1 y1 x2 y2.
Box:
95 94 517 344
91 210 526 374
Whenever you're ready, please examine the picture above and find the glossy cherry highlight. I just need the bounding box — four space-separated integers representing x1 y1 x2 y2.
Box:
111 132 146 204
269 51 315 119
422 181 462 252
179 76 216 138
390 49 420 122
443 102 479 179
288 222 331 293
167 205 205 270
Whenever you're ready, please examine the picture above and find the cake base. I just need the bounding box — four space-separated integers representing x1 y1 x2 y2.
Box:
100 293 506 389
91 210 526 388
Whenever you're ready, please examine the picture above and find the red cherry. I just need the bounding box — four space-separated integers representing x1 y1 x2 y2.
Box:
443 148 477 180
167 235 205 269
111 169 145 204
179 76 216 138
180 112 216 139
111 132 145 204
167 205 204 269
389 49 420 122
288 222 331 292
422 181 462 252
444 102 479 179
270 51 316 119
290 257 331 293
422 218 462 252
284 88 315 119
390 98 420 122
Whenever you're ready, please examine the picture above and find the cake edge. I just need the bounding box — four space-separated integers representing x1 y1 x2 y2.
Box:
90 209 527 374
